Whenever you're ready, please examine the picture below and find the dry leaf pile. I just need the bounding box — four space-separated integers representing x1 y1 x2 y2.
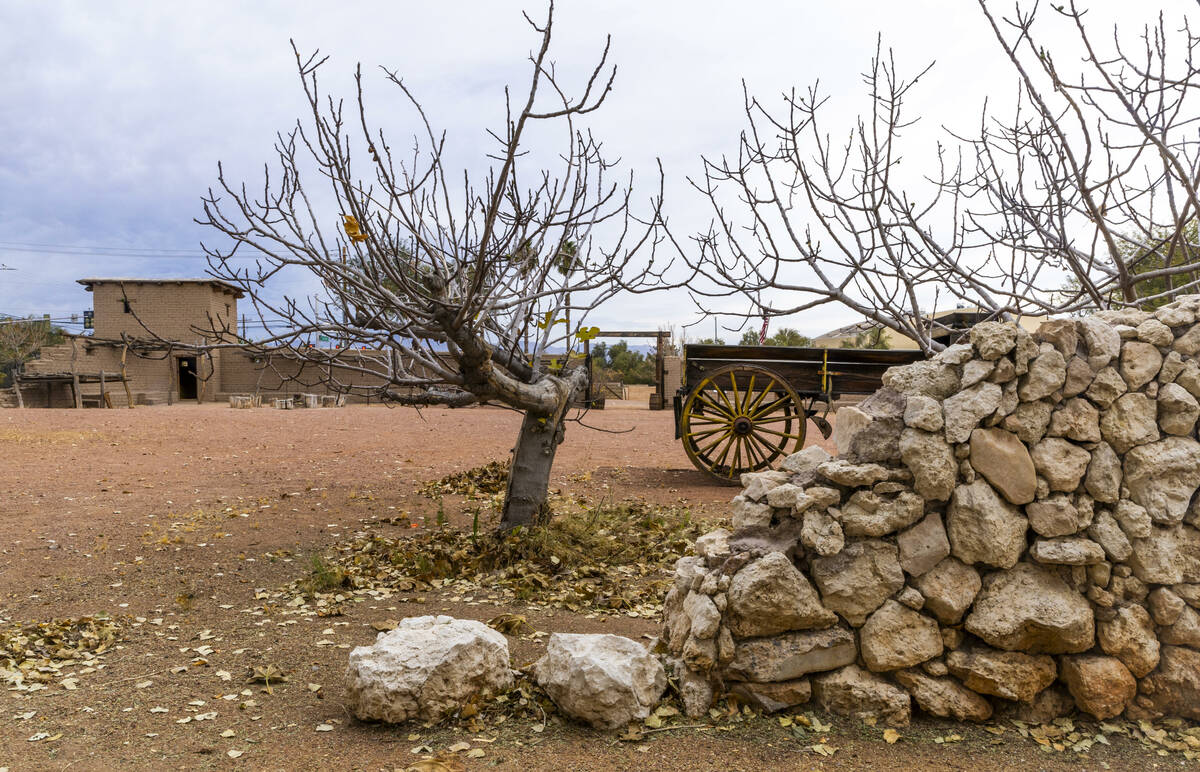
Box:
0 615 120 693
296 499 707 617
417 461 510 501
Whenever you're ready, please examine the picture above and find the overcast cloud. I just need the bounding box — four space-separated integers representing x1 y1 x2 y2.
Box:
0 1 1179 341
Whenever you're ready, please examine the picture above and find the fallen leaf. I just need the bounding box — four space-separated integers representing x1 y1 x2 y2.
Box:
883 728 900 744
315 723 333 732
226 749 243 758
220 729 236 738
446 741 471 753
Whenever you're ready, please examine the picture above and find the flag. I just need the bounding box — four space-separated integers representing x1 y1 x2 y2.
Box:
758 316 769 345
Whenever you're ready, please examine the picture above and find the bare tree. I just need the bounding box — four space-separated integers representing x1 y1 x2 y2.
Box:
0 316 61 385
194 4 678 530
689 1 1200 352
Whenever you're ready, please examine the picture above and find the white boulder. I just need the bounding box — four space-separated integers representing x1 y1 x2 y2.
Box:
345 615 513 723
533 633 666 729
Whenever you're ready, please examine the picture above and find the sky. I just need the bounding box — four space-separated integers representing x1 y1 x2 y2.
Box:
0 0 1180 344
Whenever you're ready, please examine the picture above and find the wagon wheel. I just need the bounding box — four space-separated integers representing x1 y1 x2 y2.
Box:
680 364 806 485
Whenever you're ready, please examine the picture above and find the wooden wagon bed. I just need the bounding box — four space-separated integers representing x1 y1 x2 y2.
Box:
674 344 925 484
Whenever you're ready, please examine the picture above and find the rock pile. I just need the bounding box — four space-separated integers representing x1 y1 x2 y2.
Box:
663 301 1200 725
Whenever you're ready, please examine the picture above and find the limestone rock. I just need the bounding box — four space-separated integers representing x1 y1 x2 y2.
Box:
896 586 925 610
1048 397 1101 443
899 428 957 502
1157 382 1200 436
1114 500 1153 539
1160 605 1200 648
345 615 514 723
903 394 944 432
913 557 981 624
726 552 837 638
731 495 772 530
1156 305 1196 327
832 405 872 457
1077 316 1122 369
838 489 926 538
683 592 721 640
1026 495 1086 538
859 601 943 672
1097 605 1160 678
896 512 950 577
1001 400 1054 444
894 669 993 722
811 540 906 626
964 563 1095 653
1177 361 1200 399
1002 685 1076 723
1120 341 1164 390
728 679 811 713
800 507 844 557
1035 318 1079 357
1060 655 1136 720
968 427 1036 505
1086 366 1129 409
669 659 714 718
1148 588 1186 626
1137 318 1174 347
970 322 1017 360
1088 511 1133 562
740 471 790 503
781 445 831 482
936 342 976 365
817 459 893 488
1175 583 1200 608
944 381 1003 443
1018 345 1067 402
1174 323 1200 356
838 390 908 464
1123 437 1200 524
1061 357 1094 398
883 360 961 400
1135 646 1200 720
1029 537 1106 565
694 529 731 565
533 633 666 729
724 627 857 682
1084 442 1121 503
1030 437 1092 492
1160 350 1187 383
945 646 1057 703
946 480 1028 569
1100 393 1160 454
812 664 912 727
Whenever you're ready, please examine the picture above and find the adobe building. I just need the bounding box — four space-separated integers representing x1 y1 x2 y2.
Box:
14 278 389 407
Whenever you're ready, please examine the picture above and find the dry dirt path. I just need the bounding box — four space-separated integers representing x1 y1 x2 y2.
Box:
0 404 1165 770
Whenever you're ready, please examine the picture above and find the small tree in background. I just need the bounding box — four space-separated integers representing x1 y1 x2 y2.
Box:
0 316 63 386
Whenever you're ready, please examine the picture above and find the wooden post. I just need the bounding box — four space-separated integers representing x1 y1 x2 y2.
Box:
12 374 23 408
99 370 107 407
70 338 82 409
121 345 134 408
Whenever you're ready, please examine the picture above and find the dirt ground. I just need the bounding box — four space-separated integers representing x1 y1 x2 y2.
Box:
0 403 1182 770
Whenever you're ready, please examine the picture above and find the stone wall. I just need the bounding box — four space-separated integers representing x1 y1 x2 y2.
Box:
663 300 1200 725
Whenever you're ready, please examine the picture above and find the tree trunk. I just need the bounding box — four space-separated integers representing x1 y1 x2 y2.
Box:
499 409 566 530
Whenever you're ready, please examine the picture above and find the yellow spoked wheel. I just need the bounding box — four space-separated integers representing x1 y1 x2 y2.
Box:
680 364 806 485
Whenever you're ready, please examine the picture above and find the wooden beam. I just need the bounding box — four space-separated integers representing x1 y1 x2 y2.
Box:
70 338 82 408
121 344 135 408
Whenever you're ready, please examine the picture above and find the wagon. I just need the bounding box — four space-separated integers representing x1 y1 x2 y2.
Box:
673 344 925 483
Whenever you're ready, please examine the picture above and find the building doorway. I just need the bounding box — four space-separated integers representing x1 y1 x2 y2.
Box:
177 357 198 400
